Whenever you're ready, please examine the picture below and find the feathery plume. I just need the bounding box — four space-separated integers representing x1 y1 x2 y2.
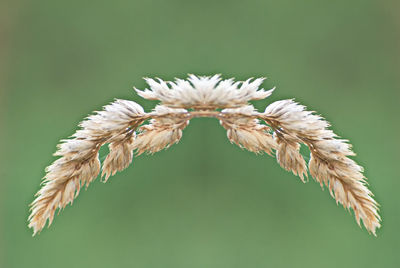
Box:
220 105 277 155
135 74 274 109
261 99 380 234
29 100 146 235
132 105 189 155
29 75 380 235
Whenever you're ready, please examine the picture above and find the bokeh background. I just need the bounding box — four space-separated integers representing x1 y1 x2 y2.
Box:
1 0 399 267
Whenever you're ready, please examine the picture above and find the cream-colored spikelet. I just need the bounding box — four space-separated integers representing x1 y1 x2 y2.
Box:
28 74 381 236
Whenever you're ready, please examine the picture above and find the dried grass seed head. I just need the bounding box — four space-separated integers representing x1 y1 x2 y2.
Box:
29 74 380 236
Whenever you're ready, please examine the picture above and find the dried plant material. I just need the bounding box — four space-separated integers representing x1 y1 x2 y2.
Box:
261 99 380 234
28 100 146 234
275 140 308 182
220 106 276 155
135 75 274 109
102 138 134 182
29 75 380 236
132 106 189 155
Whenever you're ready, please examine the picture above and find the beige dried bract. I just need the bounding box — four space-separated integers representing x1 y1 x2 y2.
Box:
135 75 274 109
29 74 381 236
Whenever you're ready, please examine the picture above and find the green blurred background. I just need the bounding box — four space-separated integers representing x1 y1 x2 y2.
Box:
1 0 399 267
